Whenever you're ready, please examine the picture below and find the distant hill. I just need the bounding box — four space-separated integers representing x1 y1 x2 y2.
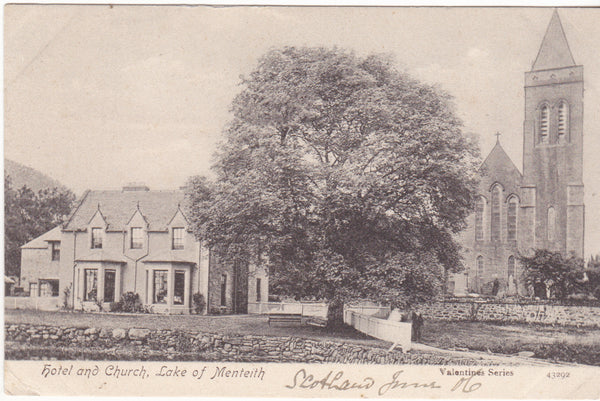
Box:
4 159 68 193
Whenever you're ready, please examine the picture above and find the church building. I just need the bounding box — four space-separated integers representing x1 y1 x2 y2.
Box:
451 10 585 296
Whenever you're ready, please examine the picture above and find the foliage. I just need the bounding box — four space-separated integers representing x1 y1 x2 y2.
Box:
4 175 76 276
192 292 206 314
185 47 479 308
519 249 585 300
109 292 145 313
62 284 72 310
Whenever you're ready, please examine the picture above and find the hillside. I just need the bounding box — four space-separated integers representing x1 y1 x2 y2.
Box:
5 159 67 193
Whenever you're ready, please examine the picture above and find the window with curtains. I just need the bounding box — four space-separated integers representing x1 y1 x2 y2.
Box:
91 228 103 249
174 271 185 305
172 228 185 250
153 270 168 304
491 185 502 242
84 269 98 301
130 227 144 249
104 270 116 303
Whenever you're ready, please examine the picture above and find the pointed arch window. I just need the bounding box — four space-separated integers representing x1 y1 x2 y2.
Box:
476 256 484 290
475 196 486 241
491 185 502 242
507 196 518 241
558 101 569 143
507 256 516 281
539 104 549 144
547 206 556 241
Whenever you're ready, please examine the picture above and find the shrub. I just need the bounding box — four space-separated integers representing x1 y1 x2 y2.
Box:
110 292 144 313
192 293 206 314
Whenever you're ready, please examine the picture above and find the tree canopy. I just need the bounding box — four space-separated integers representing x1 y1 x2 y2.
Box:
186 47 479 307
4 175 76 277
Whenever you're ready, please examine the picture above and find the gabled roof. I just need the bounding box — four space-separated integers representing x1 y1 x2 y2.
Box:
479 139 523 196
532 10 576 71
21 226 62 249
141 250 197 264
75 250 128 263
481 139 522 177
63 190 186 232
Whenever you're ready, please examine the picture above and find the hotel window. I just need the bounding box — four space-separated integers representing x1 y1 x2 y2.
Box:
50 241 60 261
172 228 184 250
91 228 103 249
104 270 116 303
547 207 556 241
558 101 568 143
475 196 485 241
491 185 502 242
130 227 144 249
153 270 168 304
220 274 227 306
539 104 549 144
507 196 518 241
173 271 185 305
84 269 98 301
256 278 262 302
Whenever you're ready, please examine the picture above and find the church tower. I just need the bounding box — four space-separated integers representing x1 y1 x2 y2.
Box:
520 10 584 257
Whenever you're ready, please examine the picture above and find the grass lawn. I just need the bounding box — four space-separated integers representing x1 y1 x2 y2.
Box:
4 309 382 347
6 309 600 365
421 320 600 365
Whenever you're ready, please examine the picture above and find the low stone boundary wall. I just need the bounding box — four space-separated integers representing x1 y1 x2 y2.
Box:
344 308 411 352
5 296 61 311
6 323 423 364
415 301 600 327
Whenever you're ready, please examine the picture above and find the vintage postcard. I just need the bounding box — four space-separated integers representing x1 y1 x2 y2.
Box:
3 4 600 398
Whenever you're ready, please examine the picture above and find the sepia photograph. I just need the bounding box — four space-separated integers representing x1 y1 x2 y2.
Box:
3 4 600 397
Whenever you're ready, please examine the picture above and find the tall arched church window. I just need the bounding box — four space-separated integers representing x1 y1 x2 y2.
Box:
558 101 569 143
507 196 518 241
491 185 502 242
547 206 556 241
539 104 549 144
475 196 486 241
476 256 484 290
507 256 516 281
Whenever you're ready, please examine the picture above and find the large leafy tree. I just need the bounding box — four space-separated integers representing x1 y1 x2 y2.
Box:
519 249 586 300
4 175 76 277
186 47 479 308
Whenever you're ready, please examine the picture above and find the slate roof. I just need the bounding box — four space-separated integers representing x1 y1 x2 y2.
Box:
64 190 186 232
21 226 62 249
141 250 197 264
532 10 576 71
479 139 523 197
75 250 128 263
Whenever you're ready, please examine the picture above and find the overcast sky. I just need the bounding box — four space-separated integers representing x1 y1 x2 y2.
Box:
4 6 600 256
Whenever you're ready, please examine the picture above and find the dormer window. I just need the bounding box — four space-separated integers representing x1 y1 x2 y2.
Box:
539 104 549 144
130 227 144 249
172 227 184 250
91 228 103 249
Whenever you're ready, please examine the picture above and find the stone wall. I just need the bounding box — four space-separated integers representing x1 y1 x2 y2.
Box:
415 301 600 327
6 323 482 365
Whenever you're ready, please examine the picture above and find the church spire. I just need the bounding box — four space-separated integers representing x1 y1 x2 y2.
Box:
532 9 575 71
